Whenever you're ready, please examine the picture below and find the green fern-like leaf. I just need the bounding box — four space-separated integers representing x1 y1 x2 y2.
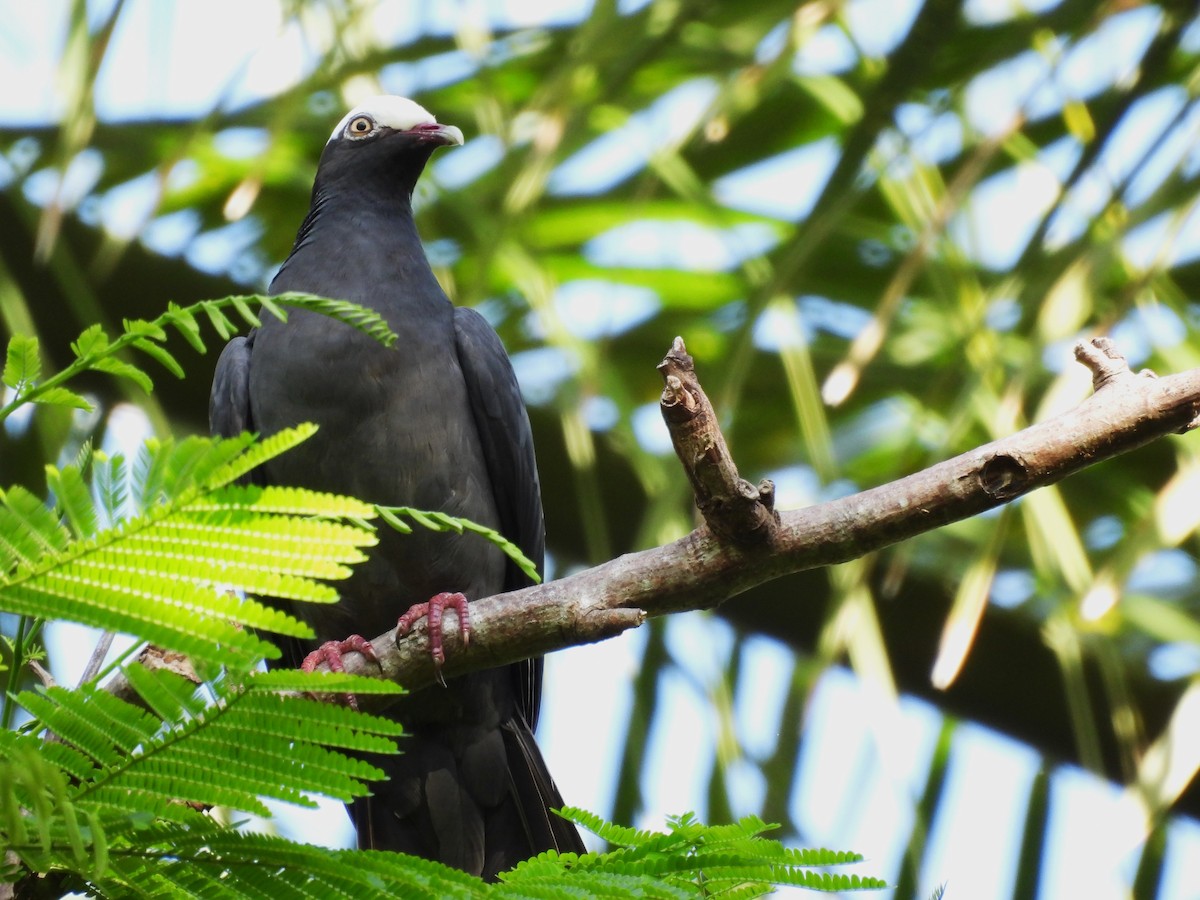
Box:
91 828 486 899
492 871 693 899
250 668 406 697
3 666 425 896
377 505 541 583
271 291 398 348
46 463 100 538
15 667 403 821
510 809 888 895
0 293 396 424
0 484 72 571
0 430 377 670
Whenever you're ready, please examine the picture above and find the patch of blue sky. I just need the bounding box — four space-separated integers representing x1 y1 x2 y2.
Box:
1041 335 1081 374
638 661 718 825
755 21 789 65
539 628 644 852
1127 92 1200 209
710 299 747 333
380 49 481 97
1084 514 1125 551
793 25 857 76
93 2 313 118
1108 303 1186 367
631 401 674 455
91 170 169 241
617 0 651 15
433 134 505 189
555 279 660 340
470 297 508 329
422 237 461 267
549 79 719 195
665 612 735 687
952 157 1063 270
832 396 917 463
792 670 945 886
920 724 1039 900
509 345 578 405
1147 643 1200 681
141 209 202 257
213 127 272 160
845 0 923 59
581 394 620 431
1056 6 1163 99
1044 168 1110 250
462 0 590 30
1036 134 1084 182
1161 819 1200 900
964 49 1057 135
723 758 768 819
963 0 1064 25
585 220 779 272
985 296 1022 332
7 138 44 181
800 294 872 339
352 1 421 45
894 102 965 165
1039 770 1139 900
21 148 104 211
184 218 263 277
751 294 871 352
1123 204 1200 272
0 2 64 122
991 568 1036 608
1127 549 1196 599
1097 86 1190 190
763 465 822 511
752 302 813 351
1186 14 1200 52
714 138 841 221
164 157 201 193
733 634 795 760
965 7 1161 137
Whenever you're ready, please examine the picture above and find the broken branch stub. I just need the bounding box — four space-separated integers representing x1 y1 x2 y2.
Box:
658 336 779 545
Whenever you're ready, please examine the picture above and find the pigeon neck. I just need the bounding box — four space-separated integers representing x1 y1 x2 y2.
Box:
273 183 445 304
291 181 421 252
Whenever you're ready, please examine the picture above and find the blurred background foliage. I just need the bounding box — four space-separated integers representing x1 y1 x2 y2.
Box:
2 0 1200 896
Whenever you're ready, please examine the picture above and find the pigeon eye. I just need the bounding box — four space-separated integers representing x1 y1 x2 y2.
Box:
347 115 374 137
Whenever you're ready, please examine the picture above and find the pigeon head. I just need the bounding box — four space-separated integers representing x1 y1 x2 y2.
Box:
314 95 464 198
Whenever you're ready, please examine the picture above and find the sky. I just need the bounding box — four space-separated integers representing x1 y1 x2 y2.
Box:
4 1 1200 897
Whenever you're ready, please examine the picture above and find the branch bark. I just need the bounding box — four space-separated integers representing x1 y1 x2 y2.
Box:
264 336 1200 708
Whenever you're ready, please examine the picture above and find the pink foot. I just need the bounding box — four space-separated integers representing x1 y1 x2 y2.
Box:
301 635 378 709
395 591 471 669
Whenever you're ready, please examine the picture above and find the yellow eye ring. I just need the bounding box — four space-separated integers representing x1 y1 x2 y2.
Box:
347 115 374 138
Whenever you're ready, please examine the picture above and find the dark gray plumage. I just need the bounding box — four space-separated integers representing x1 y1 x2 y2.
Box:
209 95 582 878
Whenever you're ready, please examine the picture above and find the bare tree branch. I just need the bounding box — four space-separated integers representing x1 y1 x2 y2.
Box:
303 336 1200 703
109 337 1200 710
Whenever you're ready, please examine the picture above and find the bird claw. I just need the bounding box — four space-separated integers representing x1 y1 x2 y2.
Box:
301 635 379 710
395 591 471 676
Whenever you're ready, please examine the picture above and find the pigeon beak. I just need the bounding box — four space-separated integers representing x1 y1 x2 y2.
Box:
409 122 465 147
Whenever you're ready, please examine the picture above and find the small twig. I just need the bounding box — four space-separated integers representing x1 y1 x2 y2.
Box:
78 632 115 686
27 660 56 689
657 336 779 544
